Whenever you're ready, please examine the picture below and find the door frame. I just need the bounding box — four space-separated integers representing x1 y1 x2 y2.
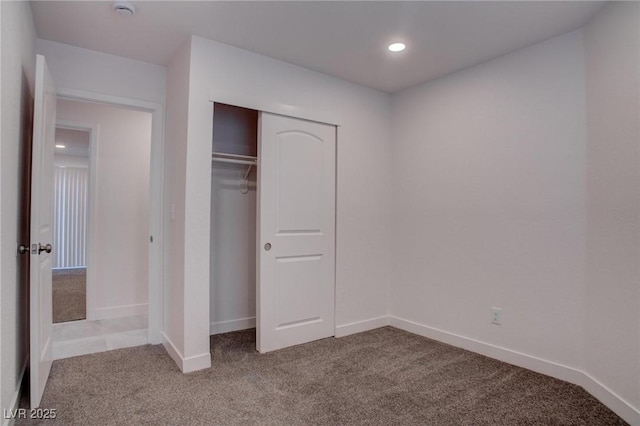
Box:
209 90 340 341
54 119 98 320
57 88 165 344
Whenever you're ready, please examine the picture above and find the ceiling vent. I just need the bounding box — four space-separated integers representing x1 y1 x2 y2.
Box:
113 1 136 16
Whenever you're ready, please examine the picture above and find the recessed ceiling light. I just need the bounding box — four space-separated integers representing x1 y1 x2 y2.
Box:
55 144 66 149
388 42 406 53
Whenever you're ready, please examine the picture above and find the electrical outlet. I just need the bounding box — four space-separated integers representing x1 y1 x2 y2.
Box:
491 307 502 325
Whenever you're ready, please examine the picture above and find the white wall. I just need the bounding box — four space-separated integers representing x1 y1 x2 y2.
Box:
162 40 190 363
391 31 587 370
390 15 640 423
584 2 640 420
56 99 151 320
209 164 257 334
172 36 392 369
36 39 165 105
0 0 36 418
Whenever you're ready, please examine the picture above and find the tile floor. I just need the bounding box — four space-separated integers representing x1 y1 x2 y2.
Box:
52 315 148 360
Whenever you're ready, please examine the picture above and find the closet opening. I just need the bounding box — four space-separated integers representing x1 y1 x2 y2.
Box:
210 103 259 339
210 100 337 354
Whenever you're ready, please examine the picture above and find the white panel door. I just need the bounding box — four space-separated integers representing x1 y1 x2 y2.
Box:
257 112 336 353
30 55 57 407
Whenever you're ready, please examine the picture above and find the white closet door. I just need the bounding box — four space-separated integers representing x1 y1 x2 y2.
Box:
257 112 336 353
30 55 57 407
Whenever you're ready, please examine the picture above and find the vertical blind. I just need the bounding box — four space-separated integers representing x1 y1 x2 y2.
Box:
52 166 88 269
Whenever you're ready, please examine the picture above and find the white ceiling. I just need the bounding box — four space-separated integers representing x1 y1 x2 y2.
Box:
30 1 604 93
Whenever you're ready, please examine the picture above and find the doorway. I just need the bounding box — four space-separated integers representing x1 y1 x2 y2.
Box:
50 98 152 360
27 54 165 407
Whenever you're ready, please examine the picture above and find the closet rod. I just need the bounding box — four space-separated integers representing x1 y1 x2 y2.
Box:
211 157 256 166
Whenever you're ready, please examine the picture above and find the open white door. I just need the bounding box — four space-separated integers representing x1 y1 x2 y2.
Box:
30 55 57 407
257 112 336 353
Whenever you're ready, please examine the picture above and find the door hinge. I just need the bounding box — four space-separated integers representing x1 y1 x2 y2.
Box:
150 235 153 243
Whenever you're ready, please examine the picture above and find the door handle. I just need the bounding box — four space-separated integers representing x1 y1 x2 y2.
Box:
38 243 52 254
18 245 29 255
264 243 272 251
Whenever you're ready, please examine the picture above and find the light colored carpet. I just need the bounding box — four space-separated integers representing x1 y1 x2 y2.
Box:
52 268 86 323
19 327 626 425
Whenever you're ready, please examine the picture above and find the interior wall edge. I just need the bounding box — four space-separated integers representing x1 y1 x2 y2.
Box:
162 328 212 374
162 36 191 359
182 352 212 374
161 331 185 373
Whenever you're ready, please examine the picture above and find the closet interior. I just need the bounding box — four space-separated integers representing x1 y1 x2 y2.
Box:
210 103 259 336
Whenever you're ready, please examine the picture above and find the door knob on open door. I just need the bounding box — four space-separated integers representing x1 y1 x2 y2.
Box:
38 243 52 254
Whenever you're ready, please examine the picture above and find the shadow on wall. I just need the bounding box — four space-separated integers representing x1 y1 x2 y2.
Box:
18 69 34 392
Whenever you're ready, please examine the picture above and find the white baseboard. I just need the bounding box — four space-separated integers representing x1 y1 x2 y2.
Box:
90 303 147 321
161 331 183 371
335 316 390 338
389 316 583 385
3 361 27 426
161 332 211 373
183 352 212 373
389 315 639 425
581 371 640 426
209 317 256 335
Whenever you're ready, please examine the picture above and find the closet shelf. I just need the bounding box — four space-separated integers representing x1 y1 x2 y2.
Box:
211 152 257 166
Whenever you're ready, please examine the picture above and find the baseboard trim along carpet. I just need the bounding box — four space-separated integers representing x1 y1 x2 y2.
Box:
581 371 640 426
389 316 583 384
209 317 256 335
334 316 391 338
163 314 639 423
161 332 211 373
90 303 147 321
387 315 639 426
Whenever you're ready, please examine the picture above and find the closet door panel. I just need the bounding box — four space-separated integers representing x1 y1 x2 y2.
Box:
258 112 336 353
276 132 323 233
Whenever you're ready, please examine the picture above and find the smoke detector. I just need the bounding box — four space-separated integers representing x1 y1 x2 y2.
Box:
113 1 136 16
